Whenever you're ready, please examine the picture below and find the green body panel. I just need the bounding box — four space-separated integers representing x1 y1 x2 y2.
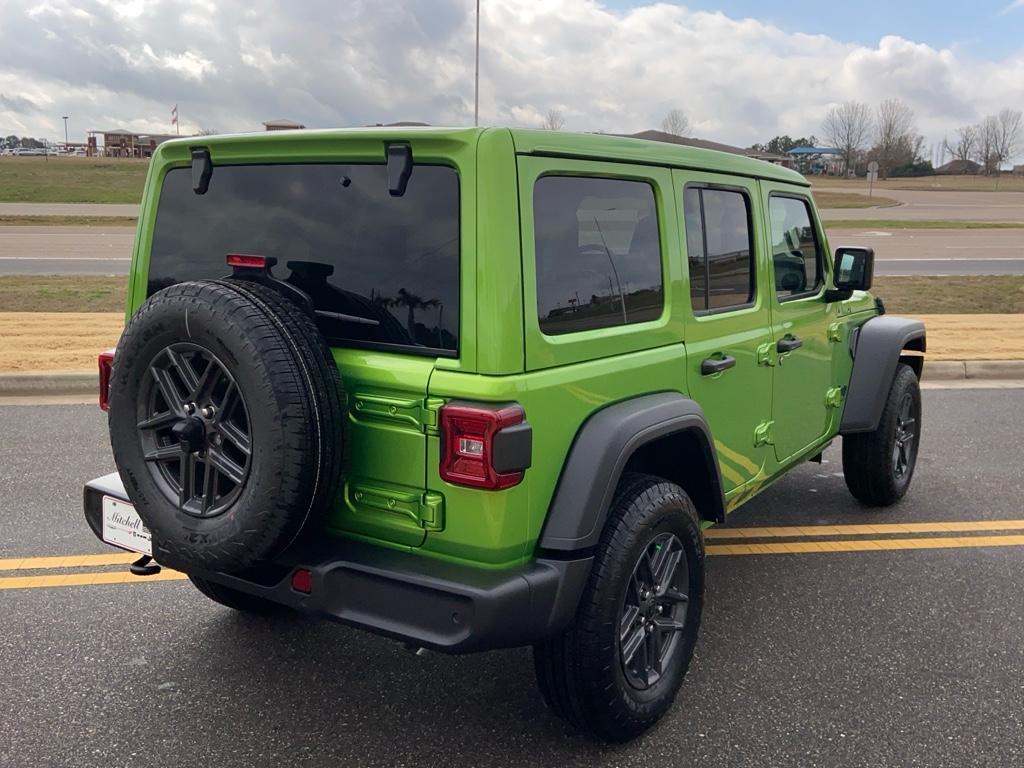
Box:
128 126 880 572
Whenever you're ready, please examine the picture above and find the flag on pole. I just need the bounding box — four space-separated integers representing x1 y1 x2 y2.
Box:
171 104 178 126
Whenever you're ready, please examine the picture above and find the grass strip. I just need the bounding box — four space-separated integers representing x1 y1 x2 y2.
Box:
0 276 128 312
823 220 1024 230
0 215 137 227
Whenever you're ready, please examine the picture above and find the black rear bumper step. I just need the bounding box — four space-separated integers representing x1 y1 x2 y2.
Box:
84 474 590 653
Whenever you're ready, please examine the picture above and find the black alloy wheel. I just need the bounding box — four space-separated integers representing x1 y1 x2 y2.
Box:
137 343 252 518
619 532 689 690
892 391 918 481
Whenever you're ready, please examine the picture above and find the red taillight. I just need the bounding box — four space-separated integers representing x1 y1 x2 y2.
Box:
439 403 526 490
291 568 313 594
226 253 268 268
98 349 115 411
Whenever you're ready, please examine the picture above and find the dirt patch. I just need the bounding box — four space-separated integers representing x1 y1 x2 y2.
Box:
2 311 1020 373
908 314 1024 361
0 313 122 372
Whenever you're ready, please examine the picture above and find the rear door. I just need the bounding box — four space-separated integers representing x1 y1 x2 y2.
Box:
674 171 775 500
760 184 834 461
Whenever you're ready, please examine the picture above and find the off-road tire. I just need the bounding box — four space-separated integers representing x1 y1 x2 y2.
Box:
533 473 705 742
842 363 921 506
188 575 286 614
108 279 344 573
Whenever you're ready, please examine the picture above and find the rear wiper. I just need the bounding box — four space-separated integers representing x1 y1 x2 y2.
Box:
314 309 380 327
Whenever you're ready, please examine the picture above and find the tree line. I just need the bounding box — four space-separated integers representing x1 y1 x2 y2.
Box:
822 100 1022 178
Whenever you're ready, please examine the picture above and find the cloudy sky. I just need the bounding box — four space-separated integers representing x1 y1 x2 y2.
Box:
1 0 1023 153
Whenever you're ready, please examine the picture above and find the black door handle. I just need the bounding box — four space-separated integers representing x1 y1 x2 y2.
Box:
777 336 803 353
701 355 736 376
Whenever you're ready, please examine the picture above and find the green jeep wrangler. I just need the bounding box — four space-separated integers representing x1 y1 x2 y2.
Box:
84 127 925 741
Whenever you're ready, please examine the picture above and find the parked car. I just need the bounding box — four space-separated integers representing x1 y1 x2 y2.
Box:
84 127 925 741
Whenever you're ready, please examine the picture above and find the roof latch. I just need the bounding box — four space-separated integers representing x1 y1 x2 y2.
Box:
191 148 213 195
386 143 413 197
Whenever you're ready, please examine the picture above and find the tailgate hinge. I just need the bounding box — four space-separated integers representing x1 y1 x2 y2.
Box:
421 397 444 435
827 322 843 343
753 420 775 447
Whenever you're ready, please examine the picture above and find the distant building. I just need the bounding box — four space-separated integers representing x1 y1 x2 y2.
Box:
262 119 306 131
787 146 843 175
622 130 795 169
88 129 179 158
1011 164 1024 176
936 159 981 175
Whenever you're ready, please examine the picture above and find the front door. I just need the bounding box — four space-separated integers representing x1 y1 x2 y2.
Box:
761 186 834 461
674 171 774 499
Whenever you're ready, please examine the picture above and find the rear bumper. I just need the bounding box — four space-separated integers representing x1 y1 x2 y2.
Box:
84 473 591 653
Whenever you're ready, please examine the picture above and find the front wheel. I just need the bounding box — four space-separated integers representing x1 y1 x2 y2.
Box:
533 473 705 742
842 362 922 506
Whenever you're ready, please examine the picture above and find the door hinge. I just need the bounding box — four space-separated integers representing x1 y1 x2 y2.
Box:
756 342 776 367
754 420 775 447
418 491 445 531
825 386 845 409
827 322 843 343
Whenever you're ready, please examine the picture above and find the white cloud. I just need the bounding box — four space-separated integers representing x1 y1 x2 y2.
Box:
1001 0 1024 14
1 0 1023 152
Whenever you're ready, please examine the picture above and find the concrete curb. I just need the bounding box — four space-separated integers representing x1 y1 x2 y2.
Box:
0 372 96 397
1 360 1022 398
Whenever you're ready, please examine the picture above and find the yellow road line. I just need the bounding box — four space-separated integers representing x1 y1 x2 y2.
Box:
704 520 1024 540
707 534 1024 556
0 569 187 590
0 552 139 572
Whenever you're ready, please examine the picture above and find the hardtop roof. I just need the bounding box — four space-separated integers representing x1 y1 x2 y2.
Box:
154 126 808 185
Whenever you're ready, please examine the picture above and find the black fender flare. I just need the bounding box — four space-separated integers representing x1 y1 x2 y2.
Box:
840 315 926 434
538 392 726 553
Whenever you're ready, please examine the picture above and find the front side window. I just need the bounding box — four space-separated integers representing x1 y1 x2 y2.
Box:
533 176 664 335
684 186 755 312
149 163 460 355
768 195 822 299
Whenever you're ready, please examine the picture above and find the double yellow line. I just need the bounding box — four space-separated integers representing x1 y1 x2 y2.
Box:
0 553 186 591
4 519 1024 591
705 519 1024 556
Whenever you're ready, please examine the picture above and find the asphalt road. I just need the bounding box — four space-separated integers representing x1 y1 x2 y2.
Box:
0 202 139 217
0 225 133 276
1 225 1022 277
818 187 1024 221
3 389 1024 767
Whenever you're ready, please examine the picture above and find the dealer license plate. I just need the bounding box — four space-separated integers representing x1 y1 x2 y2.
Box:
101 496 152 556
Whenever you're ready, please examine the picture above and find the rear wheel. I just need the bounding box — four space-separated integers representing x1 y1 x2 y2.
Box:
188 576 285 615
533 473 705 742
842 363 922 506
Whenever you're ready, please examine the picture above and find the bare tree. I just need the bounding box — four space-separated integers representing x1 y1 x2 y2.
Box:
873 98 918 178
660 108 690 137
943 125 978 164
541 109 565 131
976 116 1000 174
994 108 1024 169
822 100 872 176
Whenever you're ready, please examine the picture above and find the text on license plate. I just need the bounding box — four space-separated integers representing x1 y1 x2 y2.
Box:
101 496 152 556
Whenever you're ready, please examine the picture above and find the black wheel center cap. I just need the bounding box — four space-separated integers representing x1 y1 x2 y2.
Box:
171 416 206 452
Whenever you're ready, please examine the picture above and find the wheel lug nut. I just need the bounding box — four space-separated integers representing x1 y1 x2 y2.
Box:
201 405 216 418
184 402 196 415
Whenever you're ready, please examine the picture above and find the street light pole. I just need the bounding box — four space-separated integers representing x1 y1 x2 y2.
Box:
474 0 480 127
62 116 69 151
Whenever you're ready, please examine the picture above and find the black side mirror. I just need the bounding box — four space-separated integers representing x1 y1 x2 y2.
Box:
826 246 874 301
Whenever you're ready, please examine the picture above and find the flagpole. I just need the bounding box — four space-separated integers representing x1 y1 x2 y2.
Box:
474 0 479 127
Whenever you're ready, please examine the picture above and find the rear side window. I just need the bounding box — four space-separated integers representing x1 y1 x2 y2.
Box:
683 186 755 312
533 176 663 335
768 195 822 298
149 163 460 355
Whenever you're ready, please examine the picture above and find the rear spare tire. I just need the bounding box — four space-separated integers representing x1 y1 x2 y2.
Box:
107 279 344 573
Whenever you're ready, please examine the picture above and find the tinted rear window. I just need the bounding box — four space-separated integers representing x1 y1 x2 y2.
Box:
148 163 460 355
